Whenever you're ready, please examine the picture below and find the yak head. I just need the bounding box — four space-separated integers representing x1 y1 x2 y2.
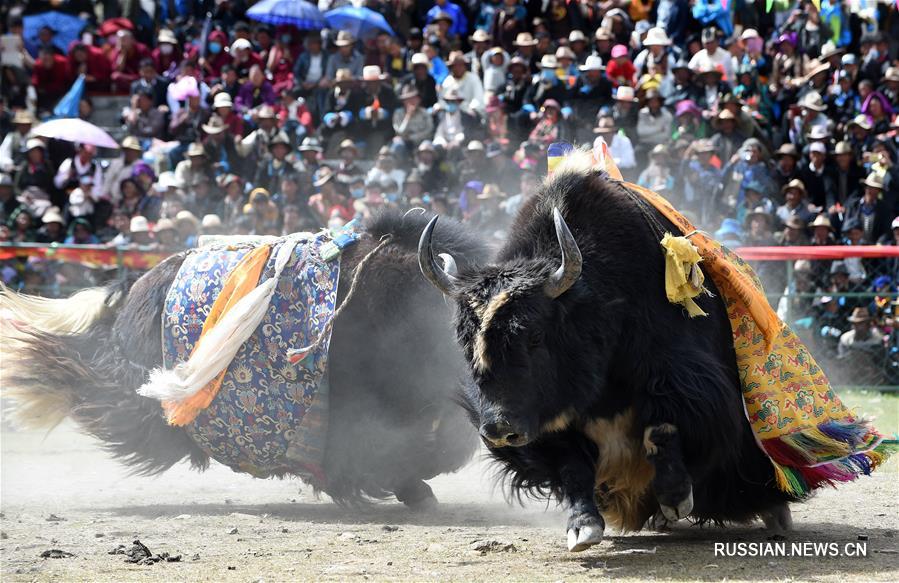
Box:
418 208 594 449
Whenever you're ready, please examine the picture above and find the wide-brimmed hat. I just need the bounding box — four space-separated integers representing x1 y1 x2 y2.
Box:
740 28 760 40
25 138 46 151
507 56 528 71
42 207 64 225
398 84 419 100
808 125 830 140
447 51 468 67
716 109 736 121
130 216 150 233
593 117 616 134
410 52 429 67
470 29 491 43
202 115 228 135
154 218 176 233
539 54 558 69
847 307 873 323
334 31 354 47
313 167 335 187
819 42 845 61
442 88 463 102
847 114 873 131
594 28 614 41
230 38 252 52
774 143 799 159
12 110 36 125
217 173 242 188
338 139 358 153
432 10 454 24
298 137 323 153
799 90 827 112
568 30 587 44
466 140 485 152
694 139 716 153
744 206 773 225
186 142 205 157
555 46 576 61
362 65 385 81
268 131 291 149
809 214 833 230
614 86 638 102
120 136 142 152
611 44 629 59
643 27 671 47
212 92 233 109
157 29 177 45
834 141 853 155
781 178 806 196
256 104 276 119
783 215 807 230
579 55 604 72
514 32 538 47
862 173 884 189
202 214 222 229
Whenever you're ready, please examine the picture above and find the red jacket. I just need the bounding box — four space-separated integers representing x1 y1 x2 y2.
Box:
32 55 70 96
67 43 112 90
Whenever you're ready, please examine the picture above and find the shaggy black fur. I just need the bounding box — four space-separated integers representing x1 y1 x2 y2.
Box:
448 170 798 530
9 211 486 504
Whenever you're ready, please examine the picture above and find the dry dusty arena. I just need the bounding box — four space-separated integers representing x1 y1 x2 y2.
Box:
1 393 897 583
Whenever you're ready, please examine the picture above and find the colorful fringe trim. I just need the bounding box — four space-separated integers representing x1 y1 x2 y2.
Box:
761 420 894 497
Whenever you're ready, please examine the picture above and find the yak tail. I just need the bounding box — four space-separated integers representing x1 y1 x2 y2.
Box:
0 280 208 474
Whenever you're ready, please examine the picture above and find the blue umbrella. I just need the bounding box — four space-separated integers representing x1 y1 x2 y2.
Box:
53 74 85 119
23 11 87 57
324 6 395 38
247 0 325 30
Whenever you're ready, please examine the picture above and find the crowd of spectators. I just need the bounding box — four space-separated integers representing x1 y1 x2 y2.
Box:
1 0 899 379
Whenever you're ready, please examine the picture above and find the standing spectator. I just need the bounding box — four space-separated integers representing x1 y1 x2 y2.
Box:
110 30 151 94
0 110 35 173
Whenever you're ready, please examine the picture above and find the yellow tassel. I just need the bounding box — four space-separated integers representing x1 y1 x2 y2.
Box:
660 233 707 318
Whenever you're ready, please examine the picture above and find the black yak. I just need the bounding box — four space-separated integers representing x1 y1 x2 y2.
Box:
419 154 799 551
2 211 486 507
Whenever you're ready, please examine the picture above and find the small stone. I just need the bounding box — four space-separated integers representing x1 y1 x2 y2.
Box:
94 533 105 538
0 532 7 540
228 527 238 535
381 525 399 532
281 528 289 533
192 553 201 561
45 514 67 522
469 539 517 553
338 532 357 540
228 566 236 571
40 549 75 559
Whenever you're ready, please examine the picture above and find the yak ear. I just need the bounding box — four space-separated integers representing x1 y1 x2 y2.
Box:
544 208 582 299
418 216 460 295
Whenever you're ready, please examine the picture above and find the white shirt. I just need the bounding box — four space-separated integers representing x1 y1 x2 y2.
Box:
689 47 735 82
306 54 323 83
441 72 485 114
54 156 104 201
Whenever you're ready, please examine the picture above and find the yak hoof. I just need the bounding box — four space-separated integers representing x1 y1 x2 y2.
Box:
566 514 604 552
660 488 693 522
762 503 793 534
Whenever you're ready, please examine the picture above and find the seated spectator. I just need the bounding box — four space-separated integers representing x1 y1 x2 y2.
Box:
393 85 433 149
110 30 151 94
843 173 892 244
325 32 363 84
67 41 112 92
235 65 277 114
125 88 166 142
130 58 169 108
350 66 400 156
32 47 69 113
776 179 815 228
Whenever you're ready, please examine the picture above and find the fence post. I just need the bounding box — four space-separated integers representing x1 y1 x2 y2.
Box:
116 246 125 280
784 259 794 326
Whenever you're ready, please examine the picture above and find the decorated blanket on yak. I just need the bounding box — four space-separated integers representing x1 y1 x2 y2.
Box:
553 141 893 498
155 233 340 485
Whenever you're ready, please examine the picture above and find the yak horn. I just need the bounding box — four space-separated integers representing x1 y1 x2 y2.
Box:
544 208 582 299
418 216 459 295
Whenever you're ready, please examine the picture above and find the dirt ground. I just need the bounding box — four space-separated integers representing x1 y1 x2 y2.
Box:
1 401 898 582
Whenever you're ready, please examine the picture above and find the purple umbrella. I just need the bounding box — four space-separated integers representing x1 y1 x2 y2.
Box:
33 118 119 149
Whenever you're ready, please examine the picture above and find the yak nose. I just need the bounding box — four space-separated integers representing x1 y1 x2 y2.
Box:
480 420 526 447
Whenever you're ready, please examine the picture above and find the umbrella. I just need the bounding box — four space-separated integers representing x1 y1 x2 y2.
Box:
23 11 87 57
53 74 86 119
34 118 119 149
324 6 395 38
247 0 325 29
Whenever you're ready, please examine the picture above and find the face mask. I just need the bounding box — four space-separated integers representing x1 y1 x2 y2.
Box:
445 102 459 113
209 42 222 54
280 34 292 44
351 187 364 198
746 38 762 53
160 44 174 55
541 69 556 82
